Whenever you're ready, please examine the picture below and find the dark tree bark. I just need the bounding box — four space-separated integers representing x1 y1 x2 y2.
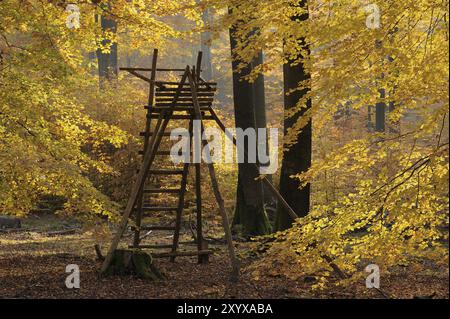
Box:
275 0 312 231
229 17 271 237
367 105 374 131
252 51 276 209
96 1 118 87
375 88 386 132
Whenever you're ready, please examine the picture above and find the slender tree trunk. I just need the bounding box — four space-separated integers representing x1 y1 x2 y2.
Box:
200 7 213 81
275 0 311 231
96 2 118 87
229 17 271 237
375 88 386 132
367 105 374 131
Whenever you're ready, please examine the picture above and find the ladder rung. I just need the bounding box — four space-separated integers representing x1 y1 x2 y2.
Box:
145 106 210 112
139 150 192 156
157 150 171 156
129 241 194 249
154 102 212 107
133 225 176 231
138 150 182 156
143 188 181 194
148 169 184 175
155 92 215 97
136 168 184 174
147 114 193 120
156 81 217 86
142 206 178 212
139 131 171 137
120 67 185 72
155 97 214 102
156 87 216 92
129 244 174 249
146 114 214 120
152 250 213 258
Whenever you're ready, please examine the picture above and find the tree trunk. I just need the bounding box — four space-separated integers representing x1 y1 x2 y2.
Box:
375 88 386 132
200 7 213 81
96 1 118 87
229 17 271 237
252 51 276 209
275 1 312 231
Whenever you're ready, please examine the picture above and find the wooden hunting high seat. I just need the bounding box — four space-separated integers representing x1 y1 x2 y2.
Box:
121 50 219 263
100 49 296 280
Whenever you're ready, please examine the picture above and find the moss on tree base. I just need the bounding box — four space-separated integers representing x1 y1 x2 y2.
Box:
102 249 165 281
233 178 272 238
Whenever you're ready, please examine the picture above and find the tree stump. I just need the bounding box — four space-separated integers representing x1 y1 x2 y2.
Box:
102 249 165 281
0 216 21 229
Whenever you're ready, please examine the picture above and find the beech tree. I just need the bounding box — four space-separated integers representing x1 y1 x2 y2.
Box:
229 11 271 236
96 1 118 85
206 0 448 286
0 0 199 217
275 0 311 231
200 6 214 81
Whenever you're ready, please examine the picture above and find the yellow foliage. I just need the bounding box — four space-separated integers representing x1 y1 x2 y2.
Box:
0 0 199 218
202 0 449 285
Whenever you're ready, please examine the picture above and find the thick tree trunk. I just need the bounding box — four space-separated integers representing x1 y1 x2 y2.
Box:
275 1 312 231
233 177 272 236
252 51 276 209
229 20 271 237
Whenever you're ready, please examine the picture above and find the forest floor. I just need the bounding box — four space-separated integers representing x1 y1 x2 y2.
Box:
0 214 448 299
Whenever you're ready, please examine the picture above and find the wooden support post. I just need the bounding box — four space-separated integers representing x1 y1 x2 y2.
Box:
132 192 143 248
187 69 239 280
208 107 299 221
170 120 193 262
126 70 151 83
195 160 206 263
196 51 203 83
192 108 208 264
170 162 190 262
144 49 159 151
192 52 208 264
133 49 158 248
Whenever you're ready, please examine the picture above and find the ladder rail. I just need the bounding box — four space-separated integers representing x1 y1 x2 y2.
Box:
134 48 159 247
